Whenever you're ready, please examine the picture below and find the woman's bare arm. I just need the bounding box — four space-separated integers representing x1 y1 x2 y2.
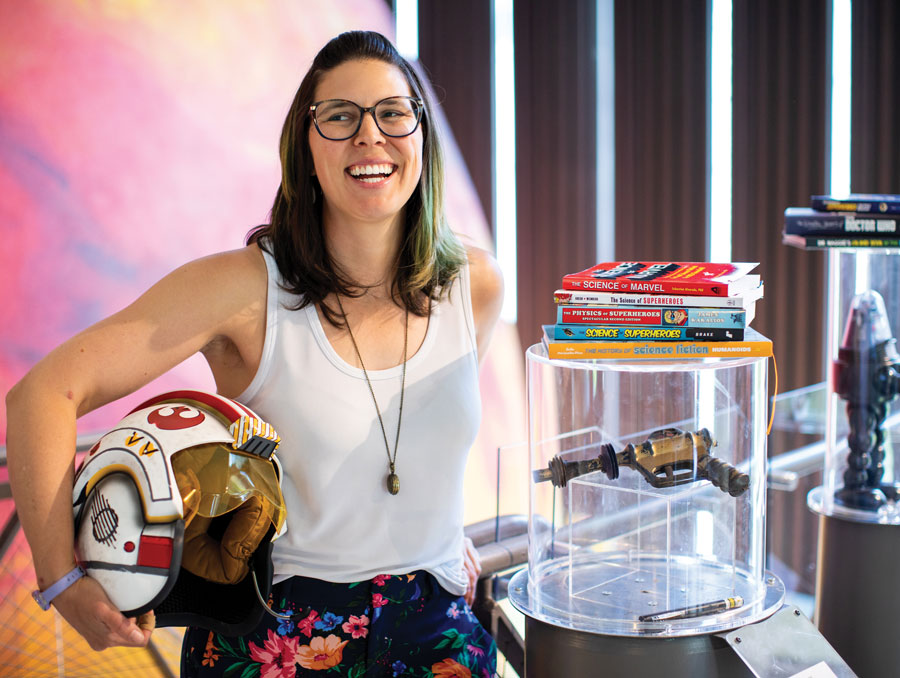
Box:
5 246 266 650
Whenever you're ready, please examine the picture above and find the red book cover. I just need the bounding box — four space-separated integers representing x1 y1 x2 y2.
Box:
561 262 759 297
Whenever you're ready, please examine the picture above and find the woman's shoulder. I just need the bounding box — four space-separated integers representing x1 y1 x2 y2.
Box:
187 242 266 273
136 244 269 330
463 244 503 303
462 244 503 356
172 244 267 295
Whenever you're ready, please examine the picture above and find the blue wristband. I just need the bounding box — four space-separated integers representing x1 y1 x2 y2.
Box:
32 565 86 611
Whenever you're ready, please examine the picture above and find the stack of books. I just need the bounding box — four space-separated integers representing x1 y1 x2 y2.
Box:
545 261 771 360
782 194 900 250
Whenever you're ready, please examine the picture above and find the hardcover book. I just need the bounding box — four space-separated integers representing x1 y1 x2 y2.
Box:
783 233 900 250
541 326 772 361
561 262 759 297
556 305 746 328
553 324 744 341
809 194 900 215
553 286 763 311
784 207 898 235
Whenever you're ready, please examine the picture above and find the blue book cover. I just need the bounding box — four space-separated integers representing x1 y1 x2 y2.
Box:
553 325 744 341
542 325 772 360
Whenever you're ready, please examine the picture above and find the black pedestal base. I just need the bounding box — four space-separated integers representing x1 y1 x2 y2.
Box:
523 616 753 678
815 512 900 678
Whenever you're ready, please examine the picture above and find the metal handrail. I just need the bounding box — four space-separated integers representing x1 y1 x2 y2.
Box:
766 439 830 491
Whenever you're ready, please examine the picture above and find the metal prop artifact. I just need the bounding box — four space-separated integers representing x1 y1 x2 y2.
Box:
532 427 749 497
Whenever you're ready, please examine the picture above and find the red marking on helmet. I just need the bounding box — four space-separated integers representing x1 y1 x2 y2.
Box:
137 535 173 568
147 405 205 430
133 390 245 424
124 541 135 553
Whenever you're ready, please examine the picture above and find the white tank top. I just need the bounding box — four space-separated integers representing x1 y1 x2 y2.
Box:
237 249 481 594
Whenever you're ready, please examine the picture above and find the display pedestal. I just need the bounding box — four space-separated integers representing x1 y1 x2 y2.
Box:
511 564 854 678
522 614 752 677
812 493 900 677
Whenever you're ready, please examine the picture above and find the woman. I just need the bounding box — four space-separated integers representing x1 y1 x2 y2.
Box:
6 30 503 677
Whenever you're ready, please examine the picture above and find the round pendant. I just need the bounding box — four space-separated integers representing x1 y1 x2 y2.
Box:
387 472 400 495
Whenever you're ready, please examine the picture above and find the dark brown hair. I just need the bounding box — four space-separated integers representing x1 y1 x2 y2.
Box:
247 30 465 326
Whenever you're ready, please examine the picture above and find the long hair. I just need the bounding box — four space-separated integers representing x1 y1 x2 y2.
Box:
247 30 466 326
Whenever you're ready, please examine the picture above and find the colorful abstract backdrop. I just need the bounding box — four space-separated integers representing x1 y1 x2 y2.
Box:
0 2 525 675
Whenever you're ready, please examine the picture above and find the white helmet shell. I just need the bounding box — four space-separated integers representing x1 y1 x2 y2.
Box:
72 390 284 632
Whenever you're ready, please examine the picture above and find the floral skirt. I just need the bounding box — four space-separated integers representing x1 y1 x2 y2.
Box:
180 570 496 678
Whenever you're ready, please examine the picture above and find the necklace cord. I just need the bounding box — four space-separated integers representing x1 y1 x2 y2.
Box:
335 296 409 476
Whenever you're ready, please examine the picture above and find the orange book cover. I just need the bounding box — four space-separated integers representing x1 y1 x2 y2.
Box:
542 326 773 361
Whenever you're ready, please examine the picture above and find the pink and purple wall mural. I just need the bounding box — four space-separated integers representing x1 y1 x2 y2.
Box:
0 0 524 480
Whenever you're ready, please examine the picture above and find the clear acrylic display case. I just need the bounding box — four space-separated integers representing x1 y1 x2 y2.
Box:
811 249 900 524
512 345 782 637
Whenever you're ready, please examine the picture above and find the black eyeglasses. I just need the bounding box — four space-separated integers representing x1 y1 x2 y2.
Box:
309 96 424 141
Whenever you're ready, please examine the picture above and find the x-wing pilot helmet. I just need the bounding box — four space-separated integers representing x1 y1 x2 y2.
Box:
72 390 287 635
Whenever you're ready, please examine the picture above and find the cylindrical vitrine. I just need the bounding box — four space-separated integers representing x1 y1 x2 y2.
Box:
809 249 900 677
509 345 783 676
812 249 900 517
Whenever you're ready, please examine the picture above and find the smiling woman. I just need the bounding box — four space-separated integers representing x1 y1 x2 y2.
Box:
5 28 503 678
306 59 425 239
257 37 458 329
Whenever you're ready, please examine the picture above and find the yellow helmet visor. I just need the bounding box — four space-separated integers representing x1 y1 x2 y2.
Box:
171 443 286 533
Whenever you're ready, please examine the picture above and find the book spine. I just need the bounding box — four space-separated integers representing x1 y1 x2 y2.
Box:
557 306 746 328
553 289 757 308
810 196 900 214
561 275 737 297
553 325 744 341
544 338 772 360
784 212 899 236
801 236 900 249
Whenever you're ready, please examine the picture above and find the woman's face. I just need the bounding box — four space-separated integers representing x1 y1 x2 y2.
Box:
309 59 424 229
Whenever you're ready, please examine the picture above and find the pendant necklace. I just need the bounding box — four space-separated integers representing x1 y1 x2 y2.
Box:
336 296 408 495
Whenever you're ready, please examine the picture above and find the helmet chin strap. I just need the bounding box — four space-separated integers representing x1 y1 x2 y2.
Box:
251 570 311 622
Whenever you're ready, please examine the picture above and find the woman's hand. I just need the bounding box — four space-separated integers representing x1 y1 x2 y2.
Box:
51 575 153 651
462 536 482 607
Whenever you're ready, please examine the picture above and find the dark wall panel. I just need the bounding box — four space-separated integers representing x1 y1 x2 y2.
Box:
851 0 900 192
732 0 829 395
515 0 597 349
418 1 494 227
615 0 709 262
